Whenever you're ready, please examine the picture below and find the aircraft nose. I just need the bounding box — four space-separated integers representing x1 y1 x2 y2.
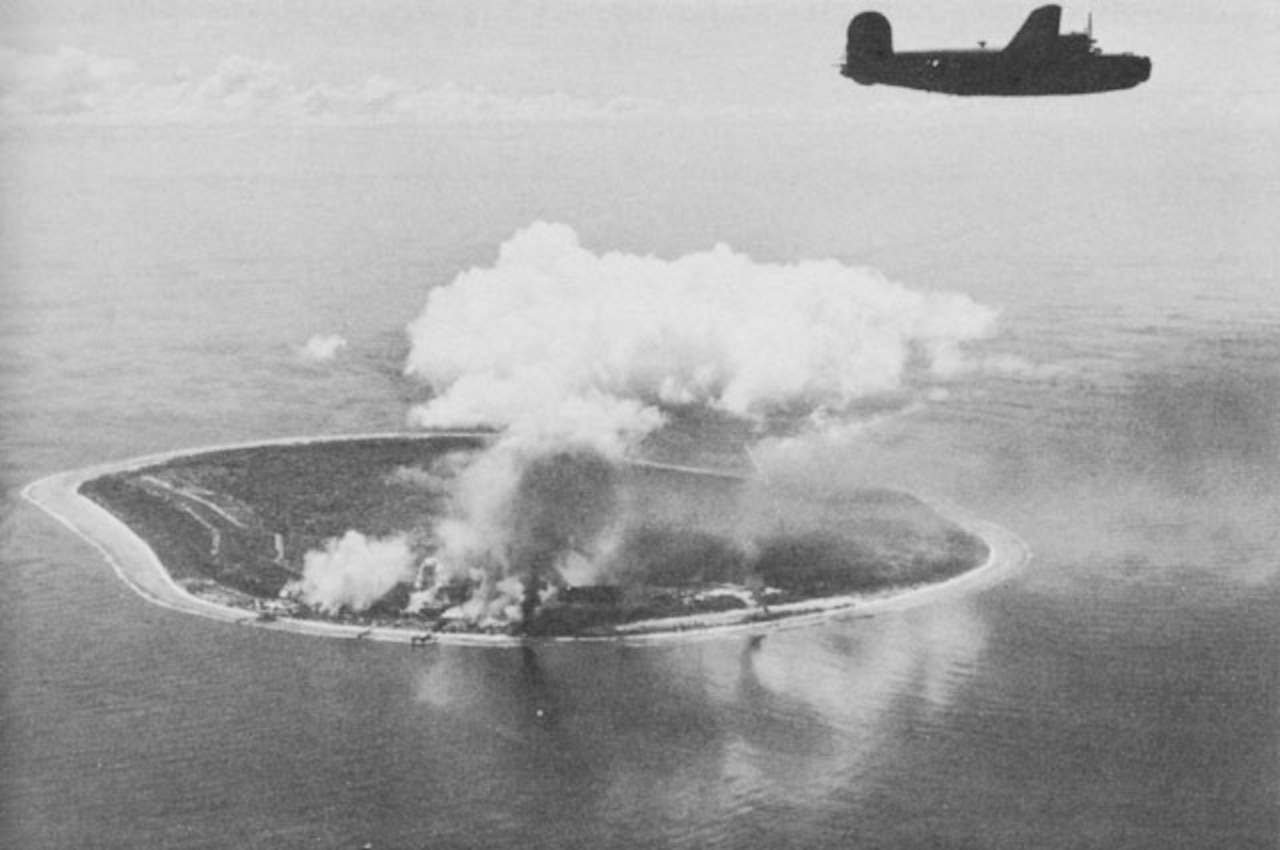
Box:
1134 56 1152 83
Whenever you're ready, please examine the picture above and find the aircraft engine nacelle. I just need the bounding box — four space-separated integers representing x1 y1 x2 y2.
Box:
845 12 893 84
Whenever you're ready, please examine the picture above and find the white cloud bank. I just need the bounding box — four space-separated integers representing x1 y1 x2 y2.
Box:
0 46 663 124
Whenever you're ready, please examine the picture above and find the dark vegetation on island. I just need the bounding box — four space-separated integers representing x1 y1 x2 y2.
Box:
78 435 988 638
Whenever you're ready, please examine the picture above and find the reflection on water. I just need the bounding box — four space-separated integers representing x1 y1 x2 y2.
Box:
405 600 988 840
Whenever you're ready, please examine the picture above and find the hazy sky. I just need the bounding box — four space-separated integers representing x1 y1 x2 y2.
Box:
3 0 1277 122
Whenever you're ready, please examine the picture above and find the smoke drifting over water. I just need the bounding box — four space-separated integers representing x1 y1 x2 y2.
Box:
810 330 1280 590
1054 341 1280 587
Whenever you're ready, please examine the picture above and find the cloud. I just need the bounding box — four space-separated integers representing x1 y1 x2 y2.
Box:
0 46 141 117
0 47 665 125
298 334 348 362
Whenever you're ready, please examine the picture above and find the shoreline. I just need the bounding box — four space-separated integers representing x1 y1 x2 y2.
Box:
21 433 1030 646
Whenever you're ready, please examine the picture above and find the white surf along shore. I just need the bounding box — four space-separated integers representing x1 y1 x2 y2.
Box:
21 433 1031 646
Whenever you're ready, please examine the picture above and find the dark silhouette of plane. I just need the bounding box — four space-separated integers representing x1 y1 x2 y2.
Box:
841 5 1150 95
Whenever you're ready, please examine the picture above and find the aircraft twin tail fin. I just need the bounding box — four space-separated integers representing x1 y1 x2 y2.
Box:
1004 4 1061 54
847 12 893 62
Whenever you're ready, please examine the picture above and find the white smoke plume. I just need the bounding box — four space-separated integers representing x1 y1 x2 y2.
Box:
405 221 998 440
282 531 417 615
411 439 625 626
402 223 1000 626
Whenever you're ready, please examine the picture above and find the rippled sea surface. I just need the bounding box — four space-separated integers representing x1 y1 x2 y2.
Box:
2 123 1278 848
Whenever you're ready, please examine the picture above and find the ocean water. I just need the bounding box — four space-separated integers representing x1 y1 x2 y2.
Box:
2 119 1278 848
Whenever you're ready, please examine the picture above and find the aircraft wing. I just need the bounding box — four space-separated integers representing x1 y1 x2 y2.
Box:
1004 4 1062 53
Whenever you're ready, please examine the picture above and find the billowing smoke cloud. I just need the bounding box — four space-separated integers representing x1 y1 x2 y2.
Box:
405 222 997 443
282 531 417 614
0 47 661 124
408 441 625 625
402 223 1000 625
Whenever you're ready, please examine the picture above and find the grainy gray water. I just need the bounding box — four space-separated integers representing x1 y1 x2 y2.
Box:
2 123 1277 848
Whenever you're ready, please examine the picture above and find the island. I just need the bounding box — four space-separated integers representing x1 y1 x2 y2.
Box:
23 433 1029 644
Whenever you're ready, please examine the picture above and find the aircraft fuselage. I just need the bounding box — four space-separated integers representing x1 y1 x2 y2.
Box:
841 6 1151 97
843 48 1151 96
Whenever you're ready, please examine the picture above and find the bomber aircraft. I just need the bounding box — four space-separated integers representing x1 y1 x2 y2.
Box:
841 5 1151 95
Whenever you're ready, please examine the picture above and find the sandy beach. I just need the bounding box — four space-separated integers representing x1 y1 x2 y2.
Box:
21 435 1030 646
